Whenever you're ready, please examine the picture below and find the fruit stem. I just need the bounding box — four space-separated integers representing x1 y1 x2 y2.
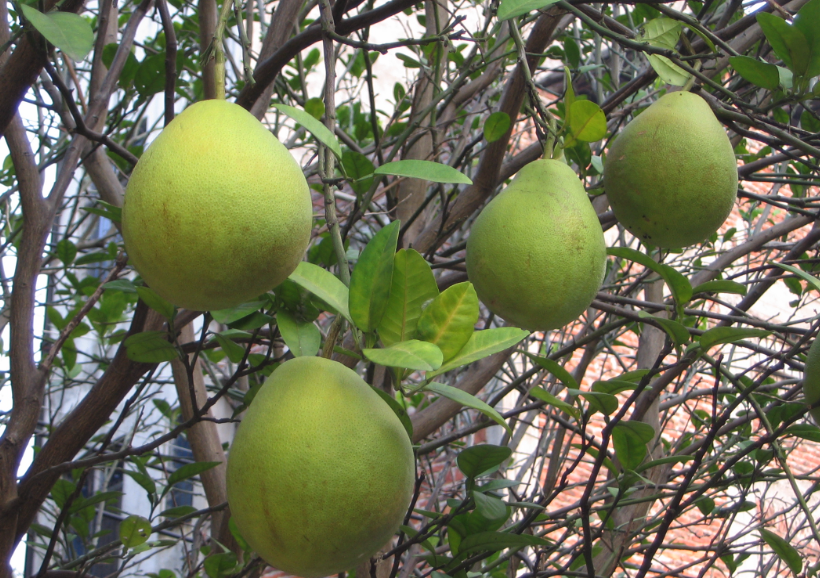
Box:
212 0 235 100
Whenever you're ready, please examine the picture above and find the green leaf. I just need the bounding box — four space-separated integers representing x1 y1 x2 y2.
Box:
371 386 413 439
612 423 651 470
730 56 780 90
528 386 579 419
342 150 375 197
304 97 325 120
568 100 607 143
794 0 820 77
567 389 618 415
136 286 175 320
428 327 530 378
120 515 152 548
637 311 690 346
349 221 400 332
635 454 695 473
125 469 157 498
416 282 479 362
641 17 682 50
458 531 550 554
124 331 178 363
426 382 511 434
496 0 560 21
288 261 352 323
211 300 268 325
163 461 221 497
276 310 320 357
773 262 820 293
374 160 472 185
759 528 802 575
212 332 247 363
484 112 511 143
757 13 810 77
56 239 77 265
363 340 443 371
272 103 342 159
161 505 198 518
204 552 239 578
699 327 771 350
786 424 820 442
378 249 439 347
525 354 580 390
692 280 747 296
19 4 94 61
103 279 138 293
647 54 691 86
592 379 639 395
457 444 512 478
608 247 693 306
472 491 508 521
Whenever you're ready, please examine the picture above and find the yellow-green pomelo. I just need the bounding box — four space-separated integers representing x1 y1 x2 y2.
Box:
603 91 738 249
226 356 415 578
466 159 606 331
803 339 820 424
122 99 313 311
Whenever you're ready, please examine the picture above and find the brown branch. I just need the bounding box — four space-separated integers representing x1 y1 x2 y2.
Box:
199 0 218 99
157 0 177 125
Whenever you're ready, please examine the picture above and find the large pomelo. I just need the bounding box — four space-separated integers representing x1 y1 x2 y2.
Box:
465 159 607 331
603 91 737 249
122 99 313 311
226 356 415 578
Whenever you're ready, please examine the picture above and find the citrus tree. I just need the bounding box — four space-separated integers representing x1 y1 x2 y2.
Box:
1 0 820 575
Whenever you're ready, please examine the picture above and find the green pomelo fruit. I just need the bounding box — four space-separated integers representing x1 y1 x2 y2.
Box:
803 338 820 424
226 356 415 578
603 91 738 249
465 159 607 331
122 100 313 311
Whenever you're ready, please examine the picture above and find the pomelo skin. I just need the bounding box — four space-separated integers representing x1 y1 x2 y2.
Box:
226 356 415 578
122 100 313 311
465 159 607 331
603 91 738 249
803 338 820 424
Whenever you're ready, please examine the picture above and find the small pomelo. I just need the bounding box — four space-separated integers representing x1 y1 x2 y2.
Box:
466 159 607 331
226 356 415 578
122 99 313 311
603 91 737 249
803 338 820 424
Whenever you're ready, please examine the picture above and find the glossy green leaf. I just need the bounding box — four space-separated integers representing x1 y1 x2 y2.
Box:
272 103 342 159
363 340 443 371
124 331 177 363
288 261 352 323
692 280 747 296
19 4 94 61
103 279 138 293
592 379 639 395
417 282 479 361
163 461 221 498
349 221 400 332
457 444 512 478
637 311 690 346
612 423 650 471
484 112 511 143
204 552 239 578
528 387 579 418
699 327 771 350
757 13 810 77
458 531 550 554
773 262 820 293
426 382 511 434
496 0 560 21
472 491 508 521
428 327 530 378
525 354 580 390
786 424 820 442
641 17 682 49
212 332 247 364
567 388 618 415
211 300 268 325
378 249 439 346
136 286 175 320
277 310 320 357
794 0 820 77
304 97 325 120
608 247 693 306
759 528 802 575
371 386 413 439
120 515 152 548
342 150 375 197
730 56 780 90
568 100 607 142
374 160 472 185
647 54 691 86
56 239 77 265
